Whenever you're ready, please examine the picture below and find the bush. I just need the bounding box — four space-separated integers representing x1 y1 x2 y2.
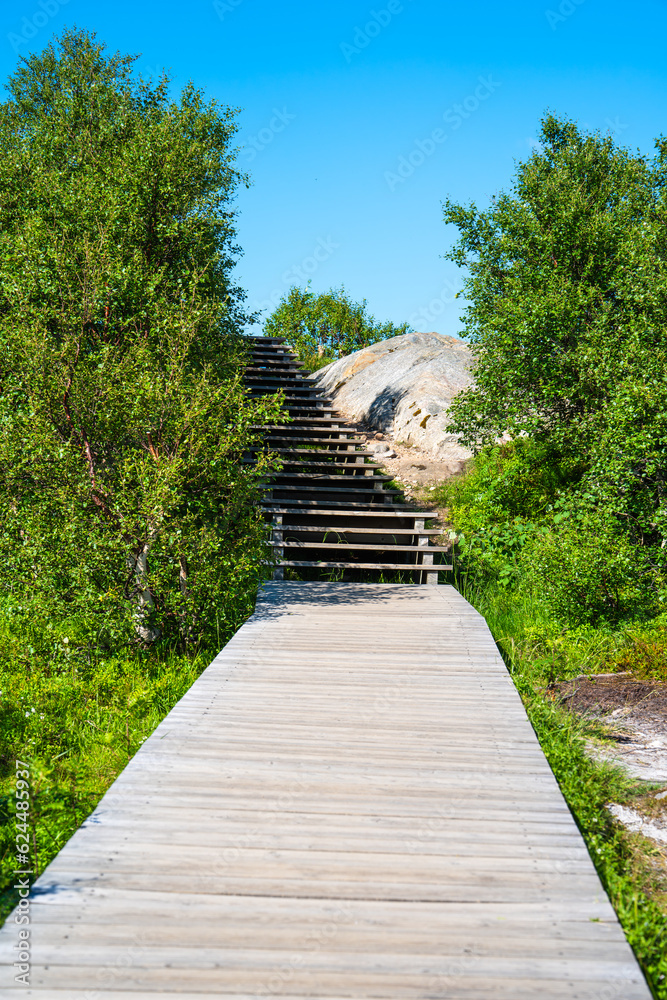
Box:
521 514 660 627
435 441 577 589
436 440 577 521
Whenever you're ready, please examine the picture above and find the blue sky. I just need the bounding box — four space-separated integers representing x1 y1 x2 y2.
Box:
1 0 666 338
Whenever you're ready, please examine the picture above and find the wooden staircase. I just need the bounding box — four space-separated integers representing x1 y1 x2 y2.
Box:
245 336 452 583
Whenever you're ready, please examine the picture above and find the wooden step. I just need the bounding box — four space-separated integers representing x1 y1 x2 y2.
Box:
280 409 339 416
269 524 443 535
249 355 298 365
245 374 319 383
257 432 355 440
260 434 358 442
256 460 384 470
265 489 400 501
279 560 451 571
246 381 321 390
245 364 307 371
272 541 451 554
249 346 295 355
258 440 368 450
253 421 349 428
267 472 394 482
262 504 436 521
248 448 374 457
245 459 382 470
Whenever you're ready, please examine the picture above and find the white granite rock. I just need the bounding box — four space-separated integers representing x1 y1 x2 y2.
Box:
315 332 473 464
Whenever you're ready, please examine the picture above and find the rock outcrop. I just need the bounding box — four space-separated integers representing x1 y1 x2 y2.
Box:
315 332 473 468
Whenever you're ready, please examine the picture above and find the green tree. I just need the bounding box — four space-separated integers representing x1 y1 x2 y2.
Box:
263 284 412 369
0 29 283 650
443 113 667 602
444 115 666 455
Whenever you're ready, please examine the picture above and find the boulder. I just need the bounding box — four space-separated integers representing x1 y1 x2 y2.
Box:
315 332 473 464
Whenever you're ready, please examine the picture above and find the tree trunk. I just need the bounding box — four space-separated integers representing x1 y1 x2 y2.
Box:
127 543 161 643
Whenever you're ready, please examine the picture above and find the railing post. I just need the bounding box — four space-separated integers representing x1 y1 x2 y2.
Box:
415 516 438 585
272 514 284 581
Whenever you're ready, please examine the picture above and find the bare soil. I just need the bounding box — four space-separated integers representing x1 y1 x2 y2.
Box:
352 423 466 492
550 673 667 860
550 673 667 784
350 423 457 542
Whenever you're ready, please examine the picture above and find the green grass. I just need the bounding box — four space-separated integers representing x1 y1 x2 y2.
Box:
0 619 237 922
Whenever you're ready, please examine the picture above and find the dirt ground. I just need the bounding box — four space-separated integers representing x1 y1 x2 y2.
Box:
351 423 457 538
352 423 466 492
550 673 667 848
551 674 667 783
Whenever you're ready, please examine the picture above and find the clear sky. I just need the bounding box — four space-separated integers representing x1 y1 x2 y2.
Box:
1 0 666 338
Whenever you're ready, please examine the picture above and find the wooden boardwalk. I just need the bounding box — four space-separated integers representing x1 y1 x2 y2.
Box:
1 582 651 998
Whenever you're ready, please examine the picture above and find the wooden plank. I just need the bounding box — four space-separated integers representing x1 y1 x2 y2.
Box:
7 952 652 994
4 922 629 959
27 867 612 903
17 889 621 923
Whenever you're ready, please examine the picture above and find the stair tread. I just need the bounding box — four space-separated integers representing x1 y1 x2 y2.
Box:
265 474 401 488
268 473 394 481
245 460 383 469
279 560 451 571
248 448 373 456
262 503 432 514
269 524 441 534
272 541 451 552
247 371 307 377
252 421 348 428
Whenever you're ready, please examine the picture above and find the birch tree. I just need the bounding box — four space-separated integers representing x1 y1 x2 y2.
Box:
0 29 282 649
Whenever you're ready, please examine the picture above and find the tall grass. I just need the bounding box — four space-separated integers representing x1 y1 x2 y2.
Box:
0 592 257 921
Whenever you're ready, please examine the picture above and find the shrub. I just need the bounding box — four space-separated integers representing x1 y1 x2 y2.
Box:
521 514 660 627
